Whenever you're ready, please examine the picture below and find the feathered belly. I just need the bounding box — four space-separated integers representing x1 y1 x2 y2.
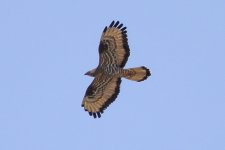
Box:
99 65 122 77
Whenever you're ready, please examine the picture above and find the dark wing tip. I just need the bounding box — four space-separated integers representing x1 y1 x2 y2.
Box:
118 23 123 29
122 30 127 34
109 21 115 27
113 21 120 27
109 20 124 30
97 112 101 118
88 112 102 119
103 26 107 33
121 27 127 31
93 113 97 118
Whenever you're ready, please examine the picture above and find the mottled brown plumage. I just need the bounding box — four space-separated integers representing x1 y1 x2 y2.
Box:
82 21 151 118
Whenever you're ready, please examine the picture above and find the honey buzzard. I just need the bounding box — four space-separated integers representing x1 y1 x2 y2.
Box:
82 21 151 118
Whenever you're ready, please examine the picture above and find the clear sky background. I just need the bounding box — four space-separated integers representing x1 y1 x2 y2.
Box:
0 0 225 150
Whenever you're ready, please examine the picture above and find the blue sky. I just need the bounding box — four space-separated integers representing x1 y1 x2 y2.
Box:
0 0 225 150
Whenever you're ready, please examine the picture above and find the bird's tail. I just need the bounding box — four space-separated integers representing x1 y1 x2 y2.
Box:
122 66 151 82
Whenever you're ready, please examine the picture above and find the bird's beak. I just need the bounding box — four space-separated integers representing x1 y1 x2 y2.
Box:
84 71 89 75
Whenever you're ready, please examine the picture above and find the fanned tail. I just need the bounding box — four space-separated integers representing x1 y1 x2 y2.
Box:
123 66 151 82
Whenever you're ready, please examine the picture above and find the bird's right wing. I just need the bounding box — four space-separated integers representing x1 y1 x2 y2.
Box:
82 73 121 118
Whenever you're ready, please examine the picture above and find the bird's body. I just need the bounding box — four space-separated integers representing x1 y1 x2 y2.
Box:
87 64 122 77
82 21 151 118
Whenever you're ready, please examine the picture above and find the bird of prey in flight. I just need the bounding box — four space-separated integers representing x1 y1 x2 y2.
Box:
82 21 151 118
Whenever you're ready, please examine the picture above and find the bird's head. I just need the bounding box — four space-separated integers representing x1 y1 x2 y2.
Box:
84 68 97 77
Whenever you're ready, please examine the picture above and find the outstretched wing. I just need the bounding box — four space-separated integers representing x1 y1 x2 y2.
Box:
98 21 130 68
82 74 121 118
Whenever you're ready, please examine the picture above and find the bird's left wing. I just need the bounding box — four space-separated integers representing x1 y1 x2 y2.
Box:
98 21 130 68
82 73 121 118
